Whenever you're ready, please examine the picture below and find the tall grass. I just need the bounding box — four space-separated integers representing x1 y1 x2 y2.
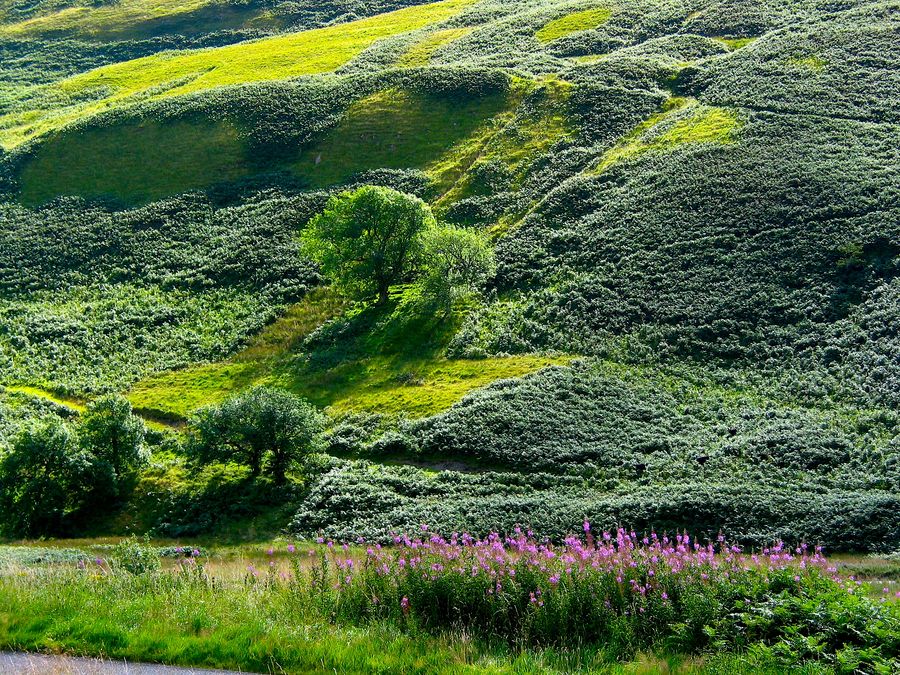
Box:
1 530 897 673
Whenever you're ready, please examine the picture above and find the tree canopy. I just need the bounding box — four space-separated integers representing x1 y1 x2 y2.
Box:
301 185 436 304
420 225 495 309
0 420 95 537
189 386 325 483
80 395 148 479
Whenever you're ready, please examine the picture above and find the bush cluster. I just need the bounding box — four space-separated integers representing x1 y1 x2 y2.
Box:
0 395 147 536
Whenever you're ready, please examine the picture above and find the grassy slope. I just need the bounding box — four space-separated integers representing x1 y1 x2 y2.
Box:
0 0 217 39
0 0 475 149
535 6 612 43
399 26 474 66
293 87 511 189
128 288 569 420
0 0 895 554
16 80 516 206
594 97 741 173
20 119 247 206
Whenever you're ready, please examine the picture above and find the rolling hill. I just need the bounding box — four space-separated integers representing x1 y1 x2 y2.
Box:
0 0 898 550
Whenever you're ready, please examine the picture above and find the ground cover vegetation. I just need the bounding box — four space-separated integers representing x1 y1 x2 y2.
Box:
0 0 894 543
0 0 898 669
0 531 898 673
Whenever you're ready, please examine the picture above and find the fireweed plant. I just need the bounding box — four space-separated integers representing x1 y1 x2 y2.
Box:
222 525 900 668
3 527 899 671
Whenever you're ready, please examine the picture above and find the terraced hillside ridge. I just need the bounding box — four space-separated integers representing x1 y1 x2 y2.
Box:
0 0 897 557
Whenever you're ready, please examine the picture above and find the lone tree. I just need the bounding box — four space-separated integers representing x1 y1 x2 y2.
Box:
302 185 436 304
189 386 324 483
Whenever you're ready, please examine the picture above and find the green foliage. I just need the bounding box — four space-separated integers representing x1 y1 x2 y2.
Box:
109 535 160 576
0 541 897 672
0 0 897 561
189 386 325 482
0 419 96 536
292 361 900 552
302 185 437 304
419 225 495 308
80 395 148 479
0 192 321 394
126 288 347 419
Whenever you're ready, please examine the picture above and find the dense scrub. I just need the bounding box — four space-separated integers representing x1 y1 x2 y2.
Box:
0 0 897 554
0 192 321 393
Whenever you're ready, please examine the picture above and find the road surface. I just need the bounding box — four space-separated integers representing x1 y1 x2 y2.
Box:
0 653 257 674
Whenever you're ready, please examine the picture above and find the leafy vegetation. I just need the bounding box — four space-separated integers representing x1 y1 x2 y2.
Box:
189 386 324 483
0 0 897 668
0 395 146 536
302 186 437 304
0 532 897 673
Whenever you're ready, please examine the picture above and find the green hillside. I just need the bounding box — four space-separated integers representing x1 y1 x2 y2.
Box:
0 0 898 557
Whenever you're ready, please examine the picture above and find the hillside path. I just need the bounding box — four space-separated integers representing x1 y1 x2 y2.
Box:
0 652 257 674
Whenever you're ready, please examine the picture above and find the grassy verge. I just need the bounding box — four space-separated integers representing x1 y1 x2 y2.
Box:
0 533 896 673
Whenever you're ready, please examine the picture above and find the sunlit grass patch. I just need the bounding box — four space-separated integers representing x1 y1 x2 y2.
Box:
712 36 757 51
536 6 612 43
127 286 571 420
293 86 510 188
18 80 513 204
0 0 215 39
594 97 740 173
399 26 474 66
280 354 571 418
434 77 573 213
788 55 827 71
3 385 86 413
20 119 246 206
0 0 476 149
127 362 261 421
127 289 346 419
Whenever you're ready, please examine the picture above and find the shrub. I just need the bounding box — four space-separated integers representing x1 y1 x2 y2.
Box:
80 394 149 480
0 419 98 536
419 225 495 309
110 535 160 576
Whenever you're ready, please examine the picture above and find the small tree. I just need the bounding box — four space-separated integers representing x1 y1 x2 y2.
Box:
80 394 148 480
420 225 496 308
189 386 324 483
302 185 436 304
0 420 97 536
